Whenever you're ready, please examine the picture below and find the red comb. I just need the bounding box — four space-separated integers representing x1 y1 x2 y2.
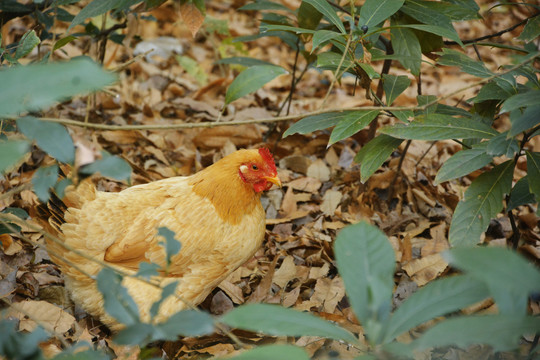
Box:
258 147 276 167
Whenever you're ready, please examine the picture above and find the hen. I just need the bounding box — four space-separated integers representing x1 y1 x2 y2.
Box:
38 148 281 330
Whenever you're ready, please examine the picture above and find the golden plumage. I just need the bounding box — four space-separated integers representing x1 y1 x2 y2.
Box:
40 149 280 330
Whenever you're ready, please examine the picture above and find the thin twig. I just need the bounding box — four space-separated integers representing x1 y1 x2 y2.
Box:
0 183 31 202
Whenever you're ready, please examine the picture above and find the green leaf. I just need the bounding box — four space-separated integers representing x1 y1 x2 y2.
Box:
316 51 354 75
437 48 493 78
69 0 121 31
517 15 540 42
32 165 59 203
260 24 315 35
114 323 154 345
526 151 540 201
0 140 30 173
328 110 380 145
17 117 75 164
283 111 352 137
448 160 514 247
334 222 395 343
53 35 77 51
500 90 540 114
380 114 498 140
298 1 323 30
507 177 536 211
221 304 357 344
221 344 310 360
486 132 519 158
435 143 491 184
0 57 116 117
312 30 342 52
0 320 49 360
157 227 181 268
383 275 489 342
215 57 274 67
413 315 540 352
359 0 404 28
96 268 140 326
154 309 214 339
400 0 452 29
355 135 403 183
509 105 540 137
303 0 346 34
474 81 516 102
149 281 178 319
382 74 410 105
225 65 287 104
390 26 421 75
15 30 40 60
391 110 414 123
239 0 293 12
444 247 540 315
176 55 207 85
396 24 462 46
79 154 132 181
135 262 160 280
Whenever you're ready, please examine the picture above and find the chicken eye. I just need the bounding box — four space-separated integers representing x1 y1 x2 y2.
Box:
251 164 259 171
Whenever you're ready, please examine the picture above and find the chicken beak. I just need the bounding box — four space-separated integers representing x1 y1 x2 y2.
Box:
264 175 282 188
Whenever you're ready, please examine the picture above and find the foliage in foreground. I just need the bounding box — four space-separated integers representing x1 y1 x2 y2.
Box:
1 222 539 359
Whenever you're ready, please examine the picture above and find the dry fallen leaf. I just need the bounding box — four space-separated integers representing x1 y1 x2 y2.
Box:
8 300 75 333
321 189 343 216
402 253 448 286
273 255 297 288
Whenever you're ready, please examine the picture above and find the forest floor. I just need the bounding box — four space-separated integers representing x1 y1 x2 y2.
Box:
1 0 539 359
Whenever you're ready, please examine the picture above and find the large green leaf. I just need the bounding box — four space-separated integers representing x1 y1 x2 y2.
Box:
413 315 540 352
79 153 132 181
283 111 353 137
215 57 274 67
239 1 293 12
0 140 30 173
526 151 540 202
383 275 489 342
69 0 138 31
444 247 540 315
517 15 540 41
303 0 346 33
501 90 540 114
220 345 310 360
396 24 462 46
448 161 514 247
96 268 140 326
298 1 323 30
334 222 395 344
32 165 59 203
486 131 519 158
507 176 536 211
17 117 75 164
14 30 40 61
437 48 493 78
435 143 492 184
509 105 540 137
382 74 410 105
355 135 404 183
390 26 421 75
225 65 287 104
328 110 379 145
381 114 498 140
0 57 115 117
312 30 343 52
359 0 404 29
220 303 357 344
